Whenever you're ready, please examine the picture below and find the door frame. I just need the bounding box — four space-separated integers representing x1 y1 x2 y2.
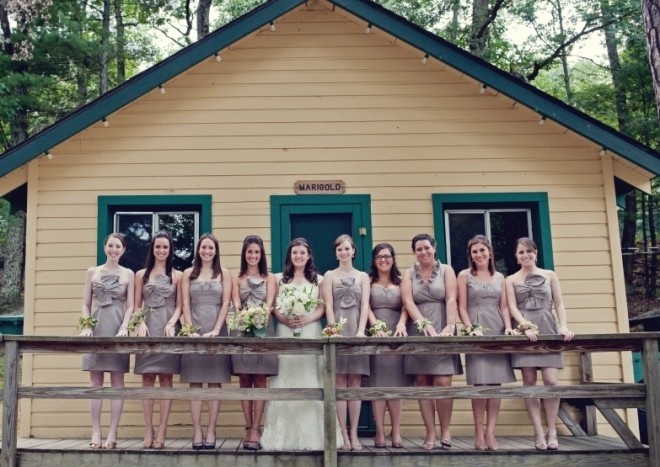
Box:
270 194 373 273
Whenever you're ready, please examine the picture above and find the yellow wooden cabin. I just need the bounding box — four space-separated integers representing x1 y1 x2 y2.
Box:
0 0 658 443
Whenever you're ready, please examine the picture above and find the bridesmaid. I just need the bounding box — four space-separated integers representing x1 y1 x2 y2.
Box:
457 235 515 451
230 235 278 451
180 233 233 450
367 243 410 449
401 233 462 451
79 233 135 449
133 231 183 449
322 234 370 451
505 237 574 451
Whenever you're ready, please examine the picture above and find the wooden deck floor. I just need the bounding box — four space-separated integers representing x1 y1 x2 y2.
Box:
9 435 651 467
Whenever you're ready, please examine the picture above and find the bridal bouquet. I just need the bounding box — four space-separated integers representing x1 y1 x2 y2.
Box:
322 317 347 337
276 285 324 337
228 304 270 338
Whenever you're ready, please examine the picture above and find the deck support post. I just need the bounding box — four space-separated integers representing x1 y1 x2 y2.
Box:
642 337 659 465
323 341 337 467
579 352 598 434
2 340 19 467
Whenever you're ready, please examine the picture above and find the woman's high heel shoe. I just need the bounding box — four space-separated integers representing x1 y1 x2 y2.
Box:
535 432 547 451
546 431 559 450
192 439 204 450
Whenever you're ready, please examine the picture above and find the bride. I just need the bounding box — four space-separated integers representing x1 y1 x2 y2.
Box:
261 238 340 450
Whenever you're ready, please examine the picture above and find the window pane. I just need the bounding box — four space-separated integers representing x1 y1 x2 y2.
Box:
115 213 152 272
490 211 531 276
447 212 486 272
158 213 196 271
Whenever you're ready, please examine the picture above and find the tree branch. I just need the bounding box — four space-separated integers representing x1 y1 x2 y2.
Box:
473 0 510 41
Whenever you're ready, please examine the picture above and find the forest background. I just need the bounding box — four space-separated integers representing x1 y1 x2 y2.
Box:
0 0 657 320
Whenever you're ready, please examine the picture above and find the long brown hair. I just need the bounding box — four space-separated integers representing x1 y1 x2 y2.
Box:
239 235 268 278
281 238 318 285
190 233 222 280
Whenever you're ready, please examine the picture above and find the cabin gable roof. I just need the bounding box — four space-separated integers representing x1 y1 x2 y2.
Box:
0 0 658 178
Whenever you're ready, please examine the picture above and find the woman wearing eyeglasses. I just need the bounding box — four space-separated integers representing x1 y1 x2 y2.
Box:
367 243 410 449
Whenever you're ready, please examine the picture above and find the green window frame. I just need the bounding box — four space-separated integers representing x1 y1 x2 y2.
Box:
432 192 554 270
97 195 212 267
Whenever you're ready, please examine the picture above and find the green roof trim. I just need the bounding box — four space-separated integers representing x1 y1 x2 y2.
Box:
330 0 659 176
0 0 307 178
0 0 658 177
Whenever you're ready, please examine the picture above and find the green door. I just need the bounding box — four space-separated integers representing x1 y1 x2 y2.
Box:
270 195 372 273
270 194 374 436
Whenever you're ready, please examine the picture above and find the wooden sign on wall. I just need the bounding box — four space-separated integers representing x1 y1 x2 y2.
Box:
294 180 346 194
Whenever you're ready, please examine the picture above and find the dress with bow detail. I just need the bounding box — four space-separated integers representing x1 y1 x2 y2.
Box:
180 280 232 383
332 277 370 376
134 274 181 375
81 275 130 373
511 273 563 369
231 276 278 376
404 262 463 376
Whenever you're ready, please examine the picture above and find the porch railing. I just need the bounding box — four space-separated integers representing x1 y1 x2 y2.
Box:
1 332 658 467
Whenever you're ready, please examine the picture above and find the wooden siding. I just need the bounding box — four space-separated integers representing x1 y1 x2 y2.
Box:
23 0 628 439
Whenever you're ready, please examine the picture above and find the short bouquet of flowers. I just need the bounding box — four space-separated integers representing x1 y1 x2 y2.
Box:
368 319 392 336
513 321 539 336
128 307 154 333
178 323 200 336
77 316 98 333
276 285 324 336
459 324 486 336
228 303 270 338
322 317 347 337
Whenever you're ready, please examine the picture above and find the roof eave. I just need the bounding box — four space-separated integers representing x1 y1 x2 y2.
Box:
330 0 660 177
0 0 307 178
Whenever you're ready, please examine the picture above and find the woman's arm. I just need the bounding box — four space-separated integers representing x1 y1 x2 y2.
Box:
505 275 536 342
357 271 370 336
206 267 233 337
180 269 195 335
322 271 336 324
497 273 514 335
231 275 242 311
441 265 458 336
116 268 135 337
456 270 471 327
548 270 574 341
133 270 149 337
165 270 183 337
79 267 96 336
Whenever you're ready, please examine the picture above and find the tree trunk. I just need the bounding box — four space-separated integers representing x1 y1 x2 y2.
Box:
100 0 111 94
197 0 212 40
641 0 660 124
447 0 461 42
556 1 574 105
647 191 657 300
601 0 630 132
0 211 26 311
114 0 126 83
0 4 28 146
469 0 489 57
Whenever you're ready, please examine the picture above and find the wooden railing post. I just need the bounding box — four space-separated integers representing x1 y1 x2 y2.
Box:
2 340 19 467
579 352 598 434
323 341 337 467
642 337 659 465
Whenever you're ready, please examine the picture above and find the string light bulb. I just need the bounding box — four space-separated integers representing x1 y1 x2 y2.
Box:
159 85 166 94
599 148 607 157
214 53 222 62
366 23 372 34
45 150 53 160
270 21 276 31
421 54 429 65
102 118 109 128
480 84 487 94
538 116 546 125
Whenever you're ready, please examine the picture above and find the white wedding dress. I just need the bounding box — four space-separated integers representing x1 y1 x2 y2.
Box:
260 280 342 451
